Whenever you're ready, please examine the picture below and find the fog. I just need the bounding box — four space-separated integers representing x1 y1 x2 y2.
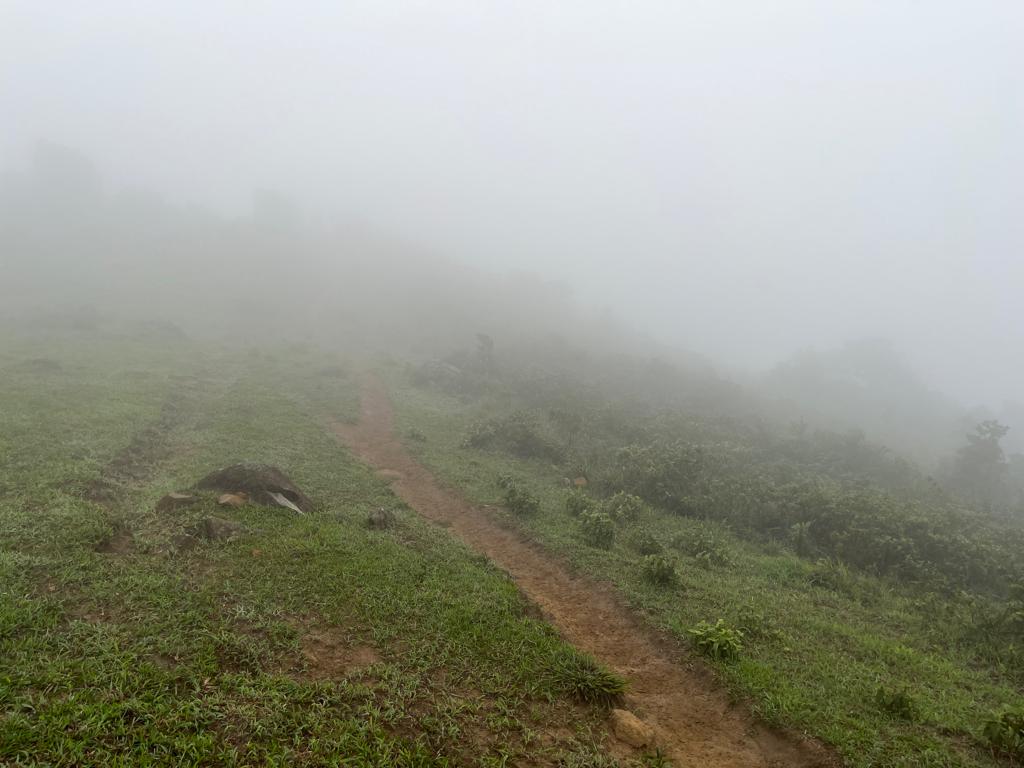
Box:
2 2 1023 456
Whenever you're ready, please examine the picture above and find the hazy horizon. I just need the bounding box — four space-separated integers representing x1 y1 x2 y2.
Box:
3 1 1022 407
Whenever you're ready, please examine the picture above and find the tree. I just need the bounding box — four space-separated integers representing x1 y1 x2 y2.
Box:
949 420 1010 508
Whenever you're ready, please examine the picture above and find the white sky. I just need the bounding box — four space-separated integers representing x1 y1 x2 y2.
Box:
2 1 1022 404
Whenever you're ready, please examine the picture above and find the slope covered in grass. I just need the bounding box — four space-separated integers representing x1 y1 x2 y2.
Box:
0 336 635 767
388 363 1024 768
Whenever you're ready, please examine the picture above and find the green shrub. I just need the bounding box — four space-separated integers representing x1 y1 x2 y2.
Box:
548 648 625 707
498 474 540 516
565 489 596 518
625 527 663 556
671 523 733 568
463 410 564 463
688 619 744 661
580 511 615 549
640 554 678 587
983 708 1024 758
875 686 919 721
602 491 645 521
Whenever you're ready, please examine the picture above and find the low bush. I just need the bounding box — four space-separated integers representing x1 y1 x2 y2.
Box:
625 527 663 556
983 708 1024 758
602 491 645 521
580 511 615 549
688 619 744 661
498 474 540 516
640 554 678 587
565 489 596 518
464 410 564 463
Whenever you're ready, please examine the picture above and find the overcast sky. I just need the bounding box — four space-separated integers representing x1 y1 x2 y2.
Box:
2 1 1022 405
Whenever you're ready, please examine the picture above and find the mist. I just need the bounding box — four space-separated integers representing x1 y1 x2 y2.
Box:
3 1 1023 447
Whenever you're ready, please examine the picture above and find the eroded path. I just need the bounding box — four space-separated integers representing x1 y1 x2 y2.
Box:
332 375 835 768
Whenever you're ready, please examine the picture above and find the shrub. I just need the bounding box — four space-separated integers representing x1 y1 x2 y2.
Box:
463 410 564 463
625 528 663 555
498 474 540 516
580 511 615 549
688 619 744 661
565 489 596 518
671 523 733 568
548 648 626 707
640 554 678 587
875 686 919 721
602 491 645 522
983 708 1024 758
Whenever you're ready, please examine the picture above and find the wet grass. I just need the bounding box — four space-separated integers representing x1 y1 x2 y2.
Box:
0 337 642 766
388 374 1023 768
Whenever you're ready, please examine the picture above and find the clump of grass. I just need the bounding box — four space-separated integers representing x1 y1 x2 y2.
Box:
640 554 678 587
875 686 920 721
580 511 615 549
670 523 733 568
688 619 744 661
983 708 1024 758
549 648 626 707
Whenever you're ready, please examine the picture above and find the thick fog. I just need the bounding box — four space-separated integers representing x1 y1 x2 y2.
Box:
2 2 1022 450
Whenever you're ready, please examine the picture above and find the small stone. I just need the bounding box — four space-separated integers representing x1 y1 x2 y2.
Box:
609 708 655 749
573 476 588 488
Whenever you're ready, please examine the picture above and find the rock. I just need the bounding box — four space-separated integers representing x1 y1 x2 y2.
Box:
367 507 396 530
218 492 249 508
609 708 655 749
196 463 312 512
573 476 588 488
155 492 199 514
197 516 245 542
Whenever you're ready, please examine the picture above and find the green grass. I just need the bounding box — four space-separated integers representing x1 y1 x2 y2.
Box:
387 373 1024 768
0 336 643 766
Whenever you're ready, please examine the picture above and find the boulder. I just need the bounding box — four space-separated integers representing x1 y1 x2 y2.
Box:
196 463 312 513
608 708 655 749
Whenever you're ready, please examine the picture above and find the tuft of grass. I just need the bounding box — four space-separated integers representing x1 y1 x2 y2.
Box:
548 648 626 707
579 512 615 549
687 619 744 662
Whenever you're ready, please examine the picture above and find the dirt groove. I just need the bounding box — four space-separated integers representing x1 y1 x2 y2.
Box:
332 375 837 768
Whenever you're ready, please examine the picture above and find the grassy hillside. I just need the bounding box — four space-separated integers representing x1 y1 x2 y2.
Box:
388 359 1024 768
0 336 639 766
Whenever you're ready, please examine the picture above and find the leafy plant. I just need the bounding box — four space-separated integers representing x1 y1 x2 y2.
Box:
548 648 626 707
625 527 663 556
640 554 678 587
983 708 1024 758
500 476 540 516
580 511 615 549
565 489 596 518
602 491 645 521
688 619 744 661
464 410 564 463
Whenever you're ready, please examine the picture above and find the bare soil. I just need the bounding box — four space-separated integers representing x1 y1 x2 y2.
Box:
332 375 838 767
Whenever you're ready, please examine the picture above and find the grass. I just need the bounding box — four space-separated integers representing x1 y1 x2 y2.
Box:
387 371 1024 768
0 335 643 766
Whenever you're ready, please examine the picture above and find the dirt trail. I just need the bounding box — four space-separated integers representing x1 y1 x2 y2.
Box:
332 376 835 768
